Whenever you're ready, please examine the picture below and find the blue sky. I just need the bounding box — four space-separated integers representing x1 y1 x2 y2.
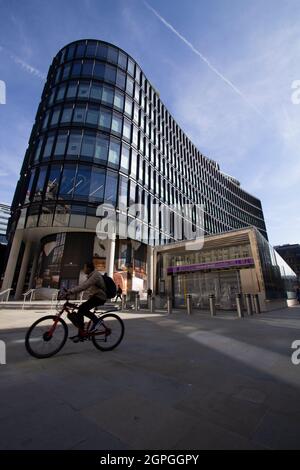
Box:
0 0 299 246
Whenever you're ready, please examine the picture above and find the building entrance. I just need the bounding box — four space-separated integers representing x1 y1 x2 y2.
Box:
172 269 241 310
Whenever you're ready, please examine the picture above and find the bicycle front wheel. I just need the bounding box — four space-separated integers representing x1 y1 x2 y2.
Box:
92 313 124 351
25 315 68 359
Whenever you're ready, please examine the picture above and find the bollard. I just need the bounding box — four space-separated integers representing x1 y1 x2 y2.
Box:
121 294 127 310
150 295 155 313
236 293 244 318
245 294 253 316
186 294 193 315
209 294 216 317
253 294 261 314
167 296 173 315
135 292 140 312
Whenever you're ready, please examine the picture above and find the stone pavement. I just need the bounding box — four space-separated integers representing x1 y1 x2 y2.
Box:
1 305 300 450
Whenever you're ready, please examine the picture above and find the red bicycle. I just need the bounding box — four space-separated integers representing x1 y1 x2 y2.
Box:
25 296 125 359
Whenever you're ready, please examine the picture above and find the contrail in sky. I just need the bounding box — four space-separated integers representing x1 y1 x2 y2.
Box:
144 1 265 119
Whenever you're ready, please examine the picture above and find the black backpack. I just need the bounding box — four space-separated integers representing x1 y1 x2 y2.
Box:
102 273 117 299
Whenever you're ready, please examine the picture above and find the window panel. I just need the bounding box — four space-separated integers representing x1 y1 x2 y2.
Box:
34 138 43 163
50 108 60 126
56 85 66 101
124 97 132 116
130 149 137 178
93 62 105 79
94 134 109 164
61 106 73 123
97 43 108 60
82 60 94 76
81 133 95 159
127 58 135 76
126 76 134 96
25 169 36 203
107 46 118 64
59 165 77 198
99 108 111 129
74 165 91 199
53 132 68 158
104 64 116 83
123 119 131 140
75 43 86 58
116 69 126 89
45 165 61 201
73 105 86 123
108 139 120 168
90 83 102 101
89 167 105 202
120 143 130 173
34 167 47 201
78 83 90 99
114 90 124 111
62 63 71 80
102 85 114 105
86 106 99 125
71 62 82 77
104 171 118 205
86 42 97 57
42 135 55 159
118 51 127 69
111 113 122 134
66 132 82 158
66 82 77 99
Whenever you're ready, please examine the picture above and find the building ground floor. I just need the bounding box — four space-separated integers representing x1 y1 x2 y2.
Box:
1 226 297 310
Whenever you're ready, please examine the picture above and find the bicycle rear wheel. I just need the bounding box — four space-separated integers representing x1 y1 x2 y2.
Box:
25 315 68 359
92 313 124 351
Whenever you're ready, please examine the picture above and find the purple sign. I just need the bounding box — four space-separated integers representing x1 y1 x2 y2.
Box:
167 257 255 275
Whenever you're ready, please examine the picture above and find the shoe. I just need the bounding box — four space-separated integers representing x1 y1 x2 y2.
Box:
69 334 84 343
89 319 103 333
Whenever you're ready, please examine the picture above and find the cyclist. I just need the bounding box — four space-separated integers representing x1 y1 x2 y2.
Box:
65 261 107 341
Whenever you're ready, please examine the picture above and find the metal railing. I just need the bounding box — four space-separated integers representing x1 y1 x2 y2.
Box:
22 289 36 310
0 288 13 302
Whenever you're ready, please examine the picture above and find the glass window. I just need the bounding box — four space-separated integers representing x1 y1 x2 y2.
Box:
81 133 95 159
62 63 71 80
50 108 60 126
123 118 131 140
86 42 97 57
93 62 105 79
82 60 94 76
71 61 82 77
118 176 128 209
34 138 43 163
127 58 135 76
97 43 108 60
108 139 120 168
107 46 118 64
130 149 137 178
34 167 47 201
74 165 91 199
126 76 134 96
90 83 102 100
78 82 90 99
99 108 111 129
67 45 75 61
104 171 118 205
124 97 132 116
94 134 109 164
66 82 77 99
43 135 55 159
104 64 116 83
66 132 82 158
111 113 122 134
132 125 138 147
73 105 86 123
25 169 36 203
53 132 68 158
42 111 50 130
59 165 77 198
120 143 130 173
89 167 105 202
45 165 61 200
102 85 114 105
61 106 73 123
114 90 124 111
116 69 126 89
118 51 127 69
86 106 99 125
75 42 86 58
56 85 66 101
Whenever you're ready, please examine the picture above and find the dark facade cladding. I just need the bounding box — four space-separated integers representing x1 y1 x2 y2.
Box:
10 39 267 244
274 244 300 281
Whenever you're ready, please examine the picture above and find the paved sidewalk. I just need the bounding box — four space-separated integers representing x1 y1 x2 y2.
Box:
1 306 300 449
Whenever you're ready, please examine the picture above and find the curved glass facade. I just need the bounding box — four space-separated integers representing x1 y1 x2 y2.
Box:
11 39 267 246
